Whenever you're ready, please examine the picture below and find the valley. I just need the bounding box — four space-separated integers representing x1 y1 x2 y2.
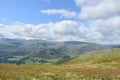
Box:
0 38 108 64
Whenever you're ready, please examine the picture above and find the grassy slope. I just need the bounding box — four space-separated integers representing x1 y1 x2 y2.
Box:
62 48 120 66
0 48 120 80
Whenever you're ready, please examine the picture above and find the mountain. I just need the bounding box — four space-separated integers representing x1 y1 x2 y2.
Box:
0 38 109 64
60 48 120 65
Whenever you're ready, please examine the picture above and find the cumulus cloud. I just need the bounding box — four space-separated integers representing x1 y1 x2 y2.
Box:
74 0 120 44
0 21 92 41
76 0 120 20
90 16 120 42
41 9 77 18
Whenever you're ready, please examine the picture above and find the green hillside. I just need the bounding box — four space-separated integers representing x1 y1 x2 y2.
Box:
61 48 120 66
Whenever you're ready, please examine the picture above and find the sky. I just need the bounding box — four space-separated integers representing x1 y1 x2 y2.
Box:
0 0 120 44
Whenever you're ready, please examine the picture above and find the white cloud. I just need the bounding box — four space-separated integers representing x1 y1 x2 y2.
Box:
90 16 120 42
0 17 120 44
76 0 120 20
74 0 120 44
41 9 77 18
0 20 90 41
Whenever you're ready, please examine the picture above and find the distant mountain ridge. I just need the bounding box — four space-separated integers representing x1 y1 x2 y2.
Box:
0 38 112 64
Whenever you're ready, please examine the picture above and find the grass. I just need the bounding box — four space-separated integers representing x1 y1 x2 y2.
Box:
0 48 120 80
0 64 120 80
63 48 120 66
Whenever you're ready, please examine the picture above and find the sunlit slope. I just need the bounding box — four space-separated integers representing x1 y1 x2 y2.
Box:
63 48 120 65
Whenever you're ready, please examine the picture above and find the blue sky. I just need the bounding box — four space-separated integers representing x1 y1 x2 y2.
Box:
0 0 79 24
0 0 120 44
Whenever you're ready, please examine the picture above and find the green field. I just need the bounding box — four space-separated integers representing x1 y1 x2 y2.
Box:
24 58 59 64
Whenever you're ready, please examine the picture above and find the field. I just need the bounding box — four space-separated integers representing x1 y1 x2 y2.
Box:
0 64 120 80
